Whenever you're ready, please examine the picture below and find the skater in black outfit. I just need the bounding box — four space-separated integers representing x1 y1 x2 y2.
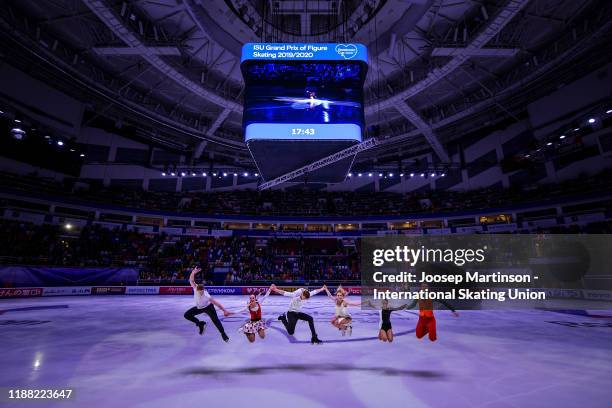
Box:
271 284 326 344
183 266 232 342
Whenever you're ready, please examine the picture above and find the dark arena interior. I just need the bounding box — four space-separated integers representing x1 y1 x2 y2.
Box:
0 0 611 407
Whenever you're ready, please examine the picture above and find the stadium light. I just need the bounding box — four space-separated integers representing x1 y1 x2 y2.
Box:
420 173 425 177
399 173 404 177
431 173 436 177
57 140 64 146
14 119 21 123
389 173 393 177
180 172 186 177
212 173 217 176
170 172 176 176
65 223 72 230
44 135 51 139
441 173 446 177
254 173 259 177
378 173 383 177
587 118 596 124
358 173 362 177
202 172 207 177
223 173 227 177
606 109 612 114
191 172 196 176
161 172 166 176
573 128 579 131
348 173 352 177
410 173 414 177
546 142 553 146
233 173 238 177
243 172 248 177
80 153 85 157
559 135 566 139
10 128 26 140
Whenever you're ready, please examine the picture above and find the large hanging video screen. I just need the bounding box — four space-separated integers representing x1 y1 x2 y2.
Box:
240 43 368 182
241 43 367 142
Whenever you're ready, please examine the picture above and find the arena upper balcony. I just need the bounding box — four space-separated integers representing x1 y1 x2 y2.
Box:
1 173 610 236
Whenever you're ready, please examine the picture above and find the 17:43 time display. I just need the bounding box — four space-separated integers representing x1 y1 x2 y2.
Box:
291 128 316 136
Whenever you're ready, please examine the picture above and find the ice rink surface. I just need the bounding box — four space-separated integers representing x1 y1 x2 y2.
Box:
1 295 611 408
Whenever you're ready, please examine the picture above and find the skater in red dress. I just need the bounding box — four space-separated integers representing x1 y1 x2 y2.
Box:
408 283 459 341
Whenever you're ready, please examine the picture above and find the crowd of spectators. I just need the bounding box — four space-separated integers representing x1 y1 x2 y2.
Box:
1 169 611 217
0 221 361 284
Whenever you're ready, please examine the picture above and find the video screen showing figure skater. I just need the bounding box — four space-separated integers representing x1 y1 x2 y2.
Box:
242 61 365 128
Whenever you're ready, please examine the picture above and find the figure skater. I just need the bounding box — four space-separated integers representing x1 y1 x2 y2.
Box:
407 283 459 342
271 283 326 344
365 299 409 343
235 287 272 343
324 285 360 336
183 266 231 342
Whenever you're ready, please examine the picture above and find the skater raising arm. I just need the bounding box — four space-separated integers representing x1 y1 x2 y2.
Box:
183 265 230 342
188 265 201 289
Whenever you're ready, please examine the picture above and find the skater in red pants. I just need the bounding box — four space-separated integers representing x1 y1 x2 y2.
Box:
409 283 459 341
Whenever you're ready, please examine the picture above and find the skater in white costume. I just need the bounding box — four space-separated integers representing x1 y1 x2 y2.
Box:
324 285 360 336
183 266 232 342
271 284 326 344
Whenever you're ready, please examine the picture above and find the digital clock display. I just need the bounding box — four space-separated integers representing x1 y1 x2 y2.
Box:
291 128 315 136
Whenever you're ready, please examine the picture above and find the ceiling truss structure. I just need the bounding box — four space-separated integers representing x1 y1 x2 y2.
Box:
1 0 609 174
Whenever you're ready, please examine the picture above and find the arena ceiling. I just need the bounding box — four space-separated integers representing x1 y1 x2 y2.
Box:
0 0 611 171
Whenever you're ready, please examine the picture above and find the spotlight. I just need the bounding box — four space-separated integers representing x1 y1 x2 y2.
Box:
243 172 248 177
348 173 353 177
410 173 414 177
441 173 446 177
546 142 553 146
10 128 26 140
0 110 3 114
378 173 383 177
65 223 73 230
70 148 75 152
202 172 207 177
233 173 238 177
57 140 64 146
44 135 51 139
389 173 393 177
573 128 579 131
399 173 404 177
223 173 227 177
162 172 166 176
180 172 186 177
525 154 530 158
606 109 612 114
588 118 596 124
80 153 85 157
358 173 362 177
559 135 566 140
431 173 436 177
368 173 372 177
213 173 217 176
170 172 176 176
14 119 21 123
191 172 196 176
420 173 425 177
254 173 259 177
